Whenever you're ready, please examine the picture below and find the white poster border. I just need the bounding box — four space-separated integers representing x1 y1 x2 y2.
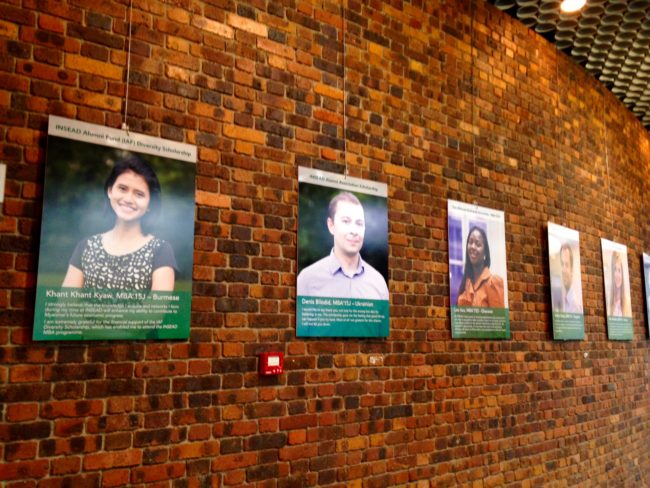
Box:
298 167 387 197
48 115 197 163
448 199 504 222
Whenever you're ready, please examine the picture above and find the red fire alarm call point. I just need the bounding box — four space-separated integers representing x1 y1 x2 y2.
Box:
259 352 284 375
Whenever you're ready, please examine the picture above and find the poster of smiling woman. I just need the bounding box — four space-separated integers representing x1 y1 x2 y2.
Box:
296 167 389 338
448 200 509 339
601 238 633 340
33 116 196 341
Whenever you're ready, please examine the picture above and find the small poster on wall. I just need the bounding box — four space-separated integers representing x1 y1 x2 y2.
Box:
601 238 633 340
296 167 389 337
548 222 584 340
448 200 509 339
643 253 650 333
33 116 196 341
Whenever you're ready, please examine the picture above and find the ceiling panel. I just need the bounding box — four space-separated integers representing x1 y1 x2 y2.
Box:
487 0 650 128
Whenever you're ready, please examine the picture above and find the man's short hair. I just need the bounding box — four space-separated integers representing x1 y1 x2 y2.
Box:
328 192 362 220
560 243 573 268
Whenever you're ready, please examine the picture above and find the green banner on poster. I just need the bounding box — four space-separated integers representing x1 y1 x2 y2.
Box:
297 296 389 337
552 312 585 340
451 306 510 339
607 316 633 341
34 287 191 341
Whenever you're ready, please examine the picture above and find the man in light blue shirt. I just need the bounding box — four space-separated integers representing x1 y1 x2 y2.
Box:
297 192 389 300
559 243 583 314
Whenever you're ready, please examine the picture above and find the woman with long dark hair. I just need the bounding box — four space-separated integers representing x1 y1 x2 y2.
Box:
609 251 631 317
62 154 177 290
456 226 504 308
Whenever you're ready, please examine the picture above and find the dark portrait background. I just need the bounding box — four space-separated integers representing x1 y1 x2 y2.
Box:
37 136 195 292
298 182 388 282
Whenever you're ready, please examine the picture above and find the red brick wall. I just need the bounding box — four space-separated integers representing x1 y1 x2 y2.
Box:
2 0 650 486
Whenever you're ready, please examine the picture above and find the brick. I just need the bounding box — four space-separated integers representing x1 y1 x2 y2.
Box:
51 456 81 475
191 16 233 39
38 14 65 33
314 82 343 101
101 469 130 487
40 400 103 419
131 462 185 483
257 38 294 59
0 19 19 38
195 191 230 208
0 5 35 26
212 452 257 472
223 124 266 144
9 365 41 383
226 13 268 37
168 8 190 24
6 404 38 422
4 441 37 461
170 440 219 460
84 450 142 471
134 361 188 378
62 88 121 111
65 54 122 80
0 460 48 481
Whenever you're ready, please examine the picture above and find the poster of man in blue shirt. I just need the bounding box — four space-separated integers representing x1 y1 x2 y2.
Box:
548 222 584 340
296 167 389 338
297 191 388 300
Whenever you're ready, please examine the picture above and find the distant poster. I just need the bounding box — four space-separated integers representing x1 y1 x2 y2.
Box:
548 223 584 340
33 116 196 341
296 167 389 337
601 239 633 340
643 253 650 333
448 200 509 339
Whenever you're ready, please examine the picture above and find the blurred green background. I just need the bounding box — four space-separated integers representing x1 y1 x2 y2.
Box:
298 182 388 281
37 136 195 292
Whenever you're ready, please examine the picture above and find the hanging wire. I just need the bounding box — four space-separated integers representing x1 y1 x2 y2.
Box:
602 88 613 233
555 48 566 227
342 0 348 178
121 0 134 133
470 0 477 190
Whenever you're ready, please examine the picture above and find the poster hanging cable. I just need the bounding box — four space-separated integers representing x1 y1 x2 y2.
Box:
556 48 566 227
470 0 477 195
602 89 613 234
342 1 348 178
121 0 134 134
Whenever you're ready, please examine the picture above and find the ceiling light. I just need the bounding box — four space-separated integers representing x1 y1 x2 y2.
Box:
560 0 586 13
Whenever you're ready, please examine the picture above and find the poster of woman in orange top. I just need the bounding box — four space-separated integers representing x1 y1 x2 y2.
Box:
448 200 509 339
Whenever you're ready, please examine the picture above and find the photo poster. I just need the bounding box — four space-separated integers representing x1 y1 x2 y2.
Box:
643 253 650 334
296 167 389 338
33 115 197 341
600 238 633 341
547 222 585 340
448 200 510 339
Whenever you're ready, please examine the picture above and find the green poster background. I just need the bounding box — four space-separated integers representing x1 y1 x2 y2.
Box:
34 287 191 341
451 307 510 339
552 312 585 340
607 316 633 341
297 296 389 337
